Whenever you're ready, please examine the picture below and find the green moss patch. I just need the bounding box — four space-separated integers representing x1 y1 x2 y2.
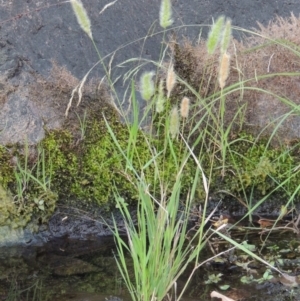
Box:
0 95 299 230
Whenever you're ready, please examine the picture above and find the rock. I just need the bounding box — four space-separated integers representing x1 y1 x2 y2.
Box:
0 1 299 145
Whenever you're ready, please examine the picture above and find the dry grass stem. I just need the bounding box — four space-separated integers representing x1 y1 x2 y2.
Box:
210 291 236 301
99 0 118 15
65 72 89 117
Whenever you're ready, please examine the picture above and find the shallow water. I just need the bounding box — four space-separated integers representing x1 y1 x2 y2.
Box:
0 237 126 301
1 232 300 301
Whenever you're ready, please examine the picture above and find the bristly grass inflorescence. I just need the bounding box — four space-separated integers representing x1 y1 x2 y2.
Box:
166 63 177 98
206 16 225 54
156 80 166 113
218 52 231 89
159 0 173 29
70 0 93 40
169 106 180 139
140 71 155 101
221 19 232 54
180 96 190 118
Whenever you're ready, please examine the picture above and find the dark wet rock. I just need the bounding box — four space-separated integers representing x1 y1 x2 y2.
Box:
0 0 300 145
0 202 131 247
0 86 45 144
46 202 131 240
0 193 296 247
1 0 299 80
0 226 39 247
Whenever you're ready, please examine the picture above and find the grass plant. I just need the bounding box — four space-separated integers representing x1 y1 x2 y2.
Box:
111 174 207 301
9 140 58 228
67 1 300 299
14 143 54 203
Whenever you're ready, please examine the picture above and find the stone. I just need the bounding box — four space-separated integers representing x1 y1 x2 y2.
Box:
0 0 299 144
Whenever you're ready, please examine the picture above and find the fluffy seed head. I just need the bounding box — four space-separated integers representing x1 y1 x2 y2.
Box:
159 0 173 29
221 19 232 53
180 96 190 118
70 0 93 40
166 64 176 98
140 71 155 101
156 80 166 113
169 106 180 139
207 16 225 55
218 52 231 89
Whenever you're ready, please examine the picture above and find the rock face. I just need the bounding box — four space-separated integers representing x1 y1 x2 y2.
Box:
0 0 299 144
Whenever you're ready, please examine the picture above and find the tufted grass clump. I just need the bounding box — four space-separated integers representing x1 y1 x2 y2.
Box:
66 0 300 300
0 141 58 228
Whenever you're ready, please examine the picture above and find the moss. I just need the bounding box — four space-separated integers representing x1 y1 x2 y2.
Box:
0 184 18 226
0 146 14 189
71 118 136 205
35 100 197 208
67 109 195 206
1 93 300 230
0 182 56 229
40 130 79 198
206 133 300 200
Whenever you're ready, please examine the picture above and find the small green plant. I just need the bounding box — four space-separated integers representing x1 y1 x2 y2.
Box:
14 145 53 195
11 141 57 227
75 110 88 140
240 274 254 284
205 273 223 284
256 269 274 284
240 269 273 285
